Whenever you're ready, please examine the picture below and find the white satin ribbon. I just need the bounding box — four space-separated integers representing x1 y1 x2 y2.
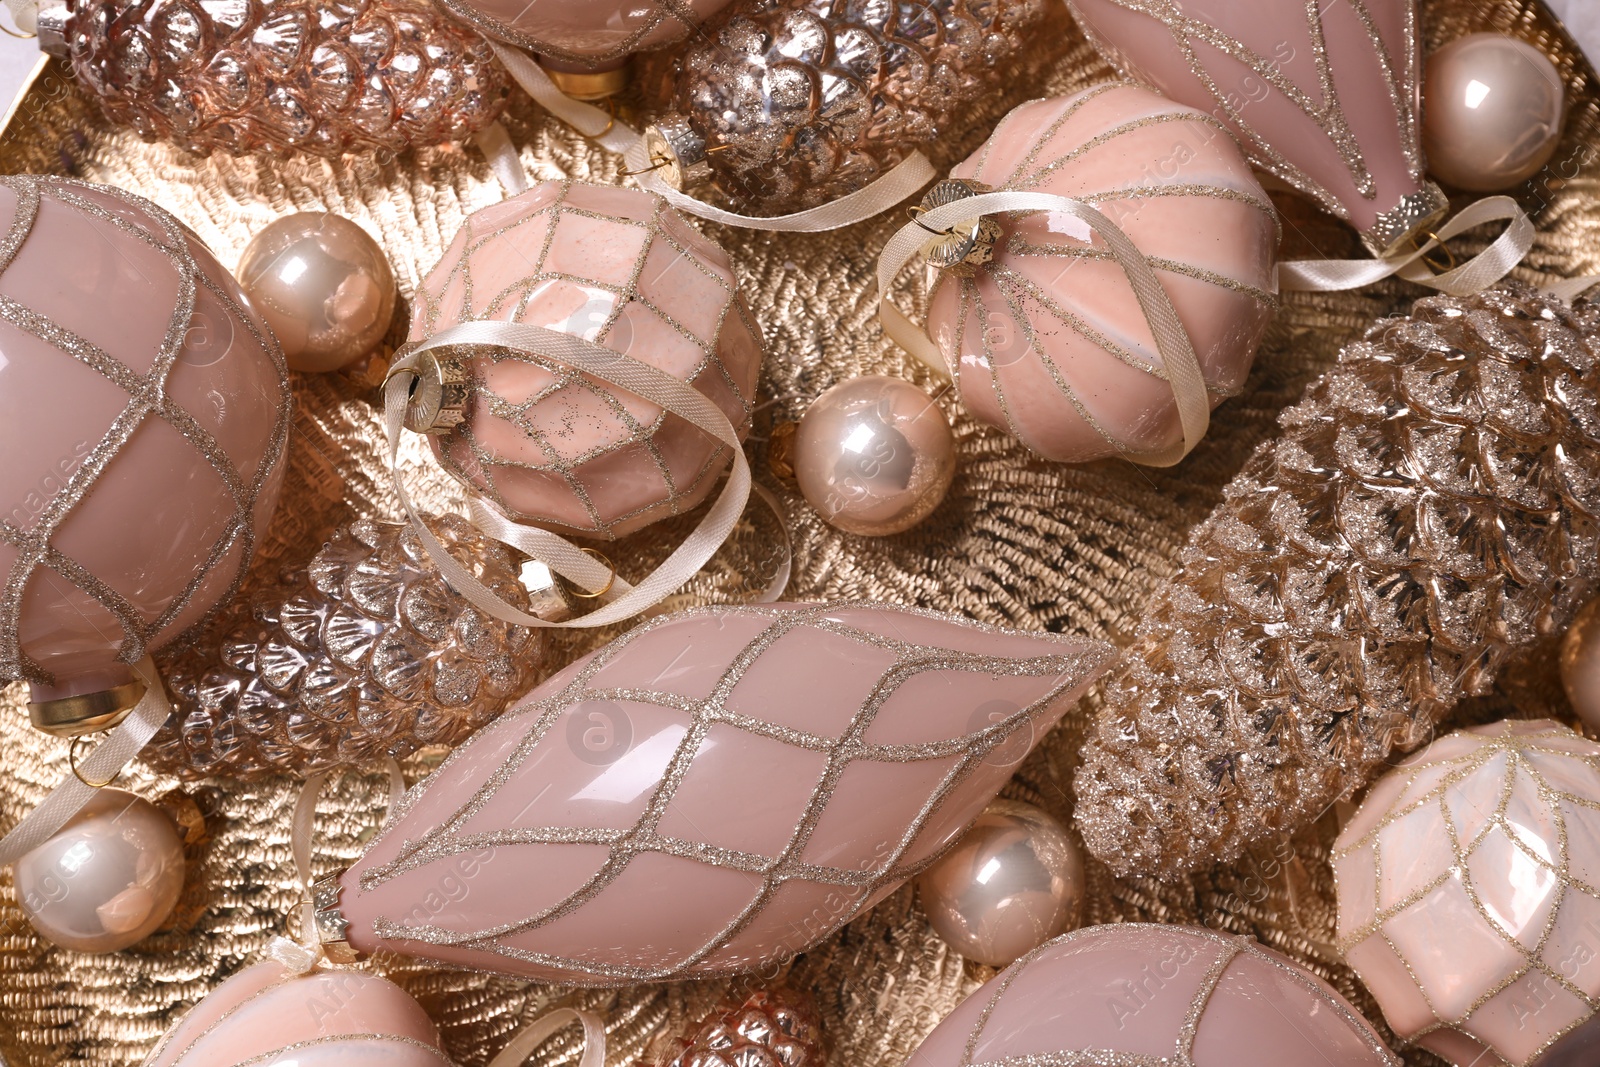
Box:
1278 196 1534 295
3 0 34 34
0 656 172 869
385 320 778 628
487 1008 607 1067
877 189 1210 468
487 41 937 232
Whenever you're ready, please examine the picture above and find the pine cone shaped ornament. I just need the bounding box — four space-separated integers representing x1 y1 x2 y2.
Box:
1075 285 1600 879
143 514 549 780
648 0 1051 214
645 988 825 1067
45 0 510 157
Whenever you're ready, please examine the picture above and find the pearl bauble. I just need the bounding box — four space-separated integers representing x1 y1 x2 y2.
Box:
794 376 955 537
917 800 1084 967
1423 34 1565 192
236 213 396 373
1561 598 1600 732
14 788 185 953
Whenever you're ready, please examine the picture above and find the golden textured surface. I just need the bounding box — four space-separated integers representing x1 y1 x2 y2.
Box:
0 1 1597 1064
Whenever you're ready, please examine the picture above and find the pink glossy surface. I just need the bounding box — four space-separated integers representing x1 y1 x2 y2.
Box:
340 602 1113 985
928 87 1277 463
454 0 735 60
907 924 1396 1067
143 960 445 1067
413 181 762 539
0 179 288 697
1333 720 1600 1067
1067 0 1426 237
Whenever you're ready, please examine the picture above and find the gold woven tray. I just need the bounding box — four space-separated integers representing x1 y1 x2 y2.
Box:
2 2 1598 1064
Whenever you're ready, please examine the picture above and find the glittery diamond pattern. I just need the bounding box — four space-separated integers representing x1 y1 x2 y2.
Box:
1334 721 1600 1067
343 602 1113 985
414 181 764 540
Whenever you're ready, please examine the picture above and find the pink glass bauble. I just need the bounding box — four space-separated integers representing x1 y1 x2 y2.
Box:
322 601 1113 985
436 0 737 68
412 181 763 540
0 177 289 722
1065 0 1444 256
794 376 956 536
14 788 185 954
907 924 1398 1067
917 799 1084 967
1333 720 1600 1067
926 86 1279 465
1422 34 1565 193
143 959 448 1066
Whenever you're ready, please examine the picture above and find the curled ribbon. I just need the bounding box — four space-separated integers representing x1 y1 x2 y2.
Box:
385 320 787 629
877 189 1211 468
486 1008 608 1067
486 42 937 232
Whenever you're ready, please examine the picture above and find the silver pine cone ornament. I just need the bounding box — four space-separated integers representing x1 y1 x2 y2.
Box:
46 0 510 157
143 514 545 780
650 0 1049 214
1075 286 1600 879
645 988 825 1067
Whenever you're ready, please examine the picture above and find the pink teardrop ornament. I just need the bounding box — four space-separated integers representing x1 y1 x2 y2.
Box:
142 960 448 1066
327 602 1114 985
1063 0 1444 255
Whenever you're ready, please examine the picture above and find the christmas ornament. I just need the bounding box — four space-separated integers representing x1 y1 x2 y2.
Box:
793 376 955 537
235 212 397 374
1333 720 1600 1067
13 787 186 954
892 85 1279 466
916 799 1083 968
141 958 449 1065
1064 0 1445 256
906 924 1398 1067
38 0 510 158
0 175 290 738
405 180 762 541
308 602 1113 984
1074 285 1600 880
1562 599 1600 733
644 987 824 1067
143 513 555 782
1423 34 1565 193
645 0 1053 216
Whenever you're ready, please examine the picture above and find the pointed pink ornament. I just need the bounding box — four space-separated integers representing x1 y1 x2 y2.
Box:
1064 0 1445 255
318 602 1113 985
142 960 449 1066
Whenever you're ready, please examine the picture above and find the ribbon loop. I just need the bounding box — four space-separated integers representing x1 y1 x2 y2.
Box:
486 1007 607 1067
877 189 1211 468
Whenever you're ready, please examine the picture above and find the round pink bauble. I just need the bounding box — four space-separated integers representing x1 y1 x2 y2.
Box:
0 177 289 720
906 924 1398 1067
1333 720 1600 1067
436 0 737 68
926 85 1279 465
412 181 762 540
1064 0 1445 255
143 959 448 1066
1422 33 1565 193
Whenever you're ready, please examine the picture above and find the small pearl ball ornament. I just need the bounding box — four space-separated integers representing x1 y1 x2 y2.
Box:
1561 598 1600 732
918 800 1085 967
794 376 955 537
14 788 186 953
1423 33 1565 192
236 213 396 373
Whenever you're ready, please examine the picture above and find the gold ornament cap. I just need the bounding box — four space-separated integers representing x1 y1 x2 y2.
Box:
311 871 365 964
515 556 582 623
1362 182 1450 258
390 346 471 435
35 0 69 57
29 677 146 737
645 118 713 191
916 179 1002 277
539 61 629 102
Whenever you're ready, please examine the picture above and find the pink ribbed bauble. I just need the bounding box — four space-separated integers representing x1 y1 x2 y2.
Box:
437 0 737 67
0 177 289 721
907 924 1398 1067
1333 720 1600 1067
320 602 1113 985
926 85 1278 465
142 960 448 1066
1064 0 1443 255
412 181 762 540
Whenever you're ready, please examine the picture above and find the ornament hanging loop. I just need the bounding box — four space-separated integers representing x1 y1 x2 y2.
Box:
68 735 119 789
